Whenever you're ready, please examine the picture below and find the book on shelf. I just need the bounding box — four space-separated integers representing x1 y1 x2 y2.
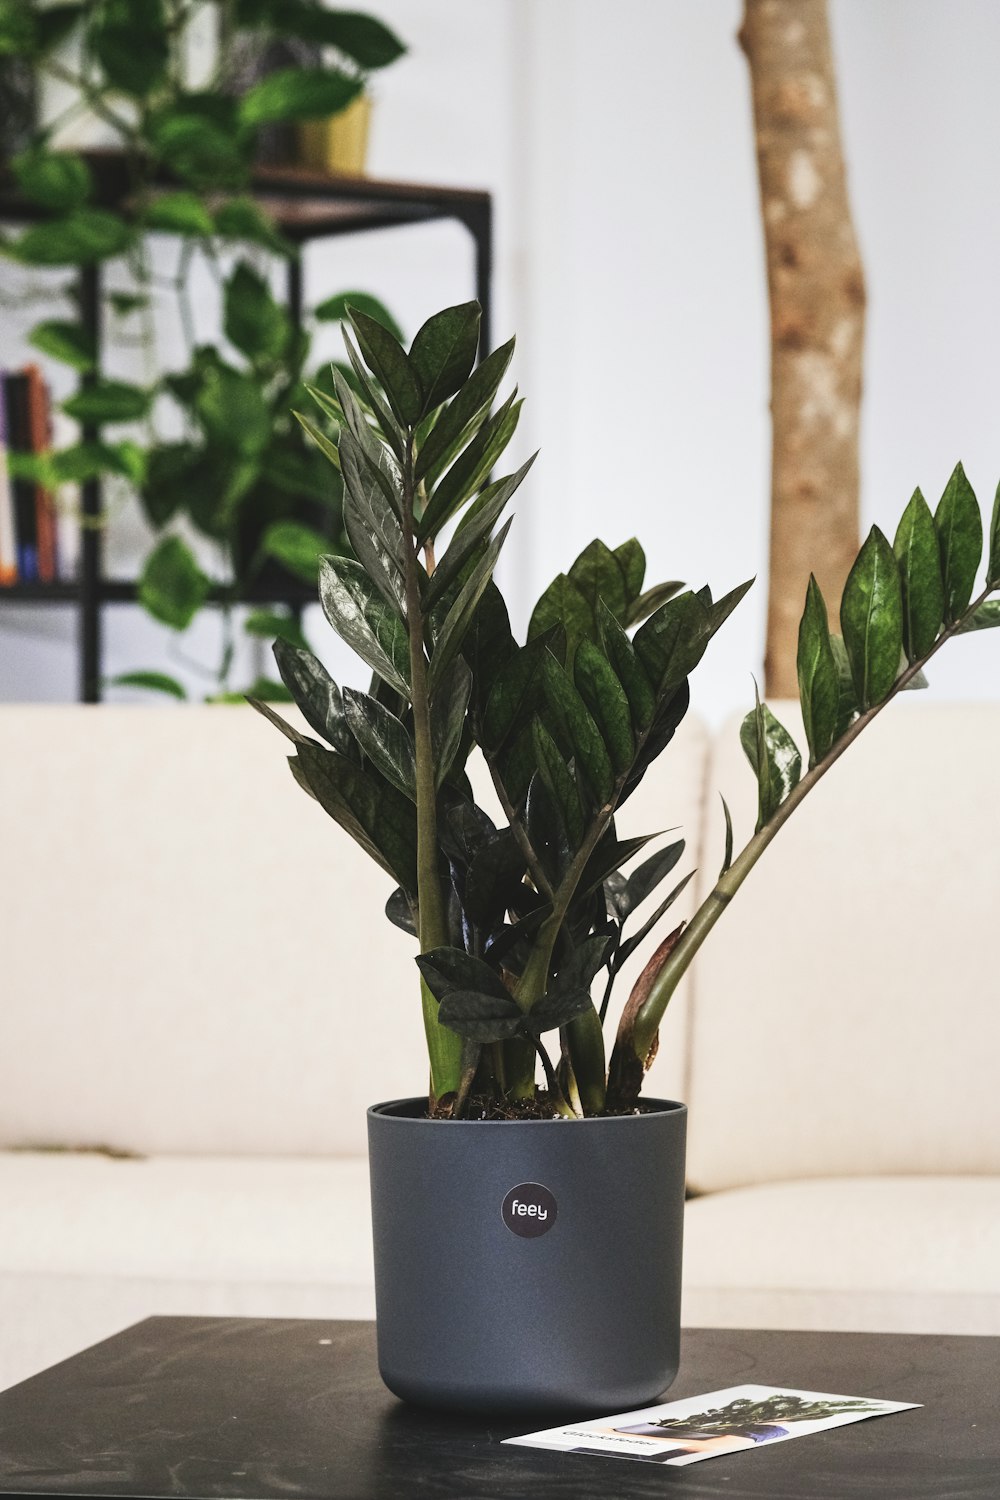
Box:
0 366 62 587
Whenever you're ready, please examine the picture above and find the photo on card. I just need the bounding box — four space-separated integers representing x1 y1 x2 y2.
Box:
504 1383 921 1466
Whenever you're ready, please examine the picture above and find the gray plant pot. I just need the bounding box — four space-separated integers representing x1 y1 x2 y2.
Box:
367 1096 687 1415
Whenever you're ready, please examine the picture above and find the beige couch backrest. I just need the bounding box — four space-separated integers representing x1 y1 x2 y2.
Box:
685 700 1000 1192
0 704 708 1156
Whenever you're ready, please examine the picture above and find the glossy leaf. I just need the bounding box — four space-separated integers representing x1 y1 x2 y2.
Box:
740 689 802 831
424 460 530 610
435 990 523 1043
709 577 755 633
414 335 515 483
138 537 210 631
427 519 513 690
293 411 341 471
616 839 686 919
431 658 472 787
528 572 594 667
720 796 734 874
416 947 511 1003
935 462 983 623
343 688 416 800
574 638 633 774
598 602 657 732
840 526 904 709
531 719 584 848
385 888 416 936
348 305 423 427
261 520 333 582
224 262 291 362
796 574 839 766
541 653 615 806
295 741 417 893
527 987 596 1036
143 191 214 237
27 320 94 372
417 390 522 540
829 634 859 738
409 301 481 414
625 579 685 627
894 488 945 660
614 538 646 605
240 67 362 126
338 428 407 614
956 600 1000 633
634 589 712 699
480 633 553 754
567 539 629 624
319 557 411 695
272 640 354 754
988 480 1000 587
616 871 696 967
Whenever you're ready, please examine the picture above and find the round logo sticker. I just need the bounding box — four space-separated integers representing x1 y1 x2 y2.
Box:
501 1182 557 1238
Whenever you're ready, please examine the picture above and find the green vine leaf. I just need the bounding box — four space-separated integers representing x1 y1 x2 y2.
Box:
27 320 95 372
796 574 839 767
13 148 91 210
935 462 983 623
239 67 362 127
840 526 904 710
894 487 945 661
138 537 210 631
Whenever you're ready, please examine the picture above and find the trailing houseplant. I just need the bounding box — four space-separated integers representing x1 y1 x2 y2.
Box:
253 299 1000 1411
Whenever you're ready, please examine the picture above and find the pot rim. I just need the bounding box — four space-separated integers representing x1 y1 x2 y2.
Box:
368 1096 686 1128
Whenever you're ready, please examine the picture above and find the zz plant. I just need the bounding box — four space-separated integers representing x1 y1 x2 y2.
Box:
254 300 1000 1119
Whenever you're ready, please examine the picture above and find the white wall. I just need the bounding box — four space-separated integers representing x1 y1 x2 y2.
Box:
2 0 1000 715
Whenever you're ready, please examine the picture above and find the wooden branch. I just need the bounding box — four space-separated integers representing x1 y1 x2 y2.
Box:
740 0 866 697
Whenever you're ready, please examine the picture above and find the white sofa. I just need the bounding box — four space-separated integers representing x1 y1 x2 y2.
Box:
1 699 998 1391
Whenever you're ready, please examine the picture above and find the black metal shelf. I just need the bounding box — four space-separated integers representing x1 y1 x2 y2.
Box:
0 151 493 700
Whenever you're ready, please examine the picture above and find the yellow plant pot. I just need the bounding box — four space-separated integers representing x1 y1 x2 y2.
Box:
298 92 371 176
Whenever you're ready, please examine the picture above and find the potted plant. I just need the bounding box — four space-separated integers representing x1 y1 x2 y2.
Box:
253 301 1000 1414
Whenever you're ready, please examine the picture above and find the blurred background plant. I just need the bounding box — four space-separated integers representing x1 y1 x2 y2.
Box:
0 0 406 700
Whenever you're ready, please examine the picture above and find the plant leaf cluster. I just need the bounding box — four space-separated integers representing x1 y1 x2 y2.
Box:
1 0 405 700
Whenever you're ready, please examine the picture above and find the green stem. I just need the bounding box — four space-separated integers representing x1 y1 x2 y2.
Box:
401 433 463 1105
611 585 997 1092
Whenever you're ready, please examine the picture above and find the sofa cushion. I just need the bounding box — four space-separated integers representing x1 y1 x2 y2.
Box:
0 705 708 1155
0 1150 375 1392
685 701 1000 1192
682 1175 1000 1335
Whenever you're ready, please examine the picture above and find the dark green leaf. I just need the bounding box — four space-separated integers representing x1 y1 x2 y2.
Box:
313 291 403 341
416 947 511 1003
956 600 1000 634
720 796 733 875
597 602 657 732
617 839 686 919
295 740 417 892
224 262 291 362
431 658 472 788
574 638 633 775
625 579 685 627
740 688 802 831
796 574 839 766
709 577 755 633
294 410 342 471
567 538 628 624
417 390 522 540
62 379 149 424
338 333 405 459
245 697 310 743
614 538 646 605
528 572 593 668
935 462 983 623
261 520 332 582
464 826 527 927
149 112 247 189
143 190 215 237
385 887 416 936
343 688 416 799
27 319 94 371
140 443 198 528
319 556 411 694
46 439 144 486
338 427 406 612
242 677 293 703
531 719 584 848
988 480 1000 587
89 0 168 94
829 634 859 737
526 988 595 1036
195 365 271 455
108 670 186 699
894 487 945 660
428 518 513 690
481 632 554 755
348 304 423 427
273 640 354 753
414 335 515 484
409 301 481 415
11 208 132 265
616 871 697 967
13 148 90 209
541 653 615 805
633 589 712 698
138 537 210 631
240 66 362 126
435 990 524 1043
840 525 905 709
426 455 534 609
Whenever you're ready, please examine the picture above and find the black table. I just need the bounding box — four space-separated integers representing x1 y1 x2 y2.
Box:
0 1318 996 1499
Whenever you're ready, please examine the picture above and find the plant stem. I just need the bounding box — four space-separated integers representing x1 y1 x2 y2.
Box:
609 585 997 1096
529 1034 577 1118
401 432 463 1106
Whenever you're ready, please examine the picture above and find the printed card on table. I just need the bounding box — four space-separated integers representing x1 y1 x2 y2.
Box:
504 1382 920 1467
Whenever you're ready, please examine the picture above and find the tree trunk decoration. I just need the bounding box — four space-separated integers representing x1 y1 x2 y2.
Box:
739 0 866 698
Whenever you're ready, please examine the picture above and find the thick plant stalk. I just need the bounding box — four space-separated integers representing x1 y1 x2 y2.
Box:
740 0 865 697
607 584 994 1108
